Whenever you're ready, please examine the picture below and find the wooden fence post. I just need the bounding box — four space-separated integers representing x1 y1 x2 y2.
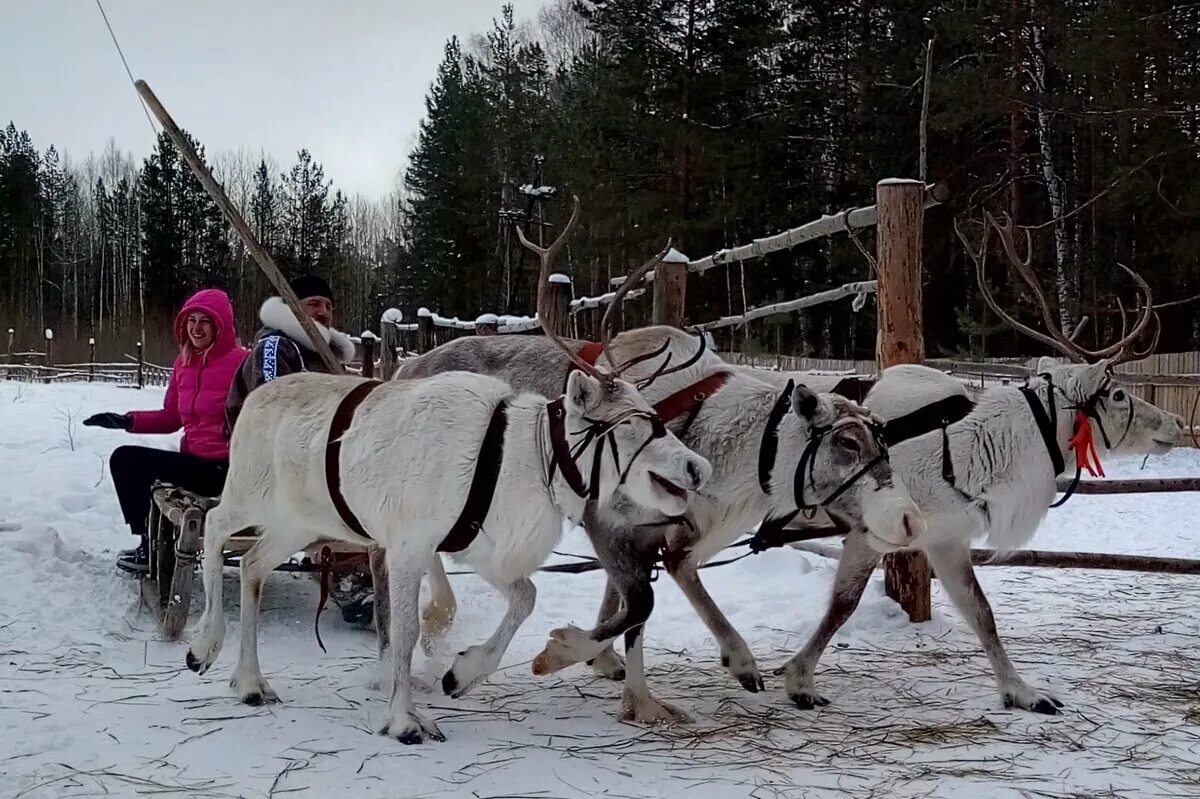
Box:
89 337 96 382
44 329 54 367
475 313 499 336
652 248 689 327
136 341 145 389
380 309 402 379
360 331 376 379
6 328 13 379
416 308 433 354
545 274 572 337
876 178 932 623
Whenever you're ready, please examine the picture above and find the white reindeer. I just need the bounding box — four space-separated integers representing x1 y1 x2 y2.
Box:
775 212 1183 713
184 198 712 744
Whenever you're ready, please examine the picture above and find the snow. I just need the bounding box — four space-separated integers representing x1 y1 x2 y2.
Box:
2 381 1199 798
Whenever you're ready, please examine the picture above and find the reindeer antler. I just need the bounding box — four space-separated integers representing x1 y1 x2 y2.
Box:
598 242 672 374
517 195 599 378
955 211 1159 365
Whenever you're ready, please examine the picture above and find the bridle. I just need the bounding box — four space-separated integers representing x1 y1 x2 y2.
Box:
546 398 669 502
1024 366 1134 507
757 379 889 522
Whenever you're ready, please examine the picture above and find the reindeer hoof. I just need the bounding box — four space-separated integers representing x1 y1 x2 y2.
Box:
1002 688 1064 715
380 715 445 744
737 674 766 693
790 691 830 711
588 648 626 681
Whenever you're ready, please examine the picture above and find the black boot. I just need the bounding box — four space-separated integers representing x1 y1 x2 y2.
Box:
331 569 374 627
116 535 149 574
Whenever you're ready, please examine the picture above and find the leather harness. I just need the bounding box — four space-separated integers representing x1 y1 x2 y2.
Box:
324 379 510 553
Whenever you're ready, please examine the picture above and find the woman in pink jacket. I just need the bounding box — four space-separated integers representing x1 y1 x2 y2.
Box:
84 289 248 573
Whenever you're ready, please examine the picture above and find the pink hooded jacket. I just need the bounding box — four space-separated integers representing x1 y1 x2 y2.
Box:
127 289 248 461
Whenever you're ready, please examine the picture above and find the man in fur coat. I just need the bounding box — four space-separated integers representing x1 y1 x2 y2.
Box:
224 274 375 625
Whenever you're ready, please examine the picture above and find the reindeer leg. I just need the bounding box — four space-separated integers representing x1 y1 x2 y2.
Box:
368 546 393 693
923 539 1063 715
442 576 535 698
533 532 656 675
619 623 691 725
231 528 310 705
587 577 627 681
665 556 764 693
420 554 457 656
187 501 252 675
381 545 444 744
780 531 879 709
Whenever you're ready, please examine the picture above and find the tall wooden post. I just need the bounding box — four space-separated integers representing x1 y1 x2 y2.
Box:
4 328 11 380
416 308 433 354
89 337 96 382
136 341 145 389
360 331 376 379
380 309 402 379
545 274 572 337
652 248 689 327
475 313 499 336
44 329 54 367
876 178 932 623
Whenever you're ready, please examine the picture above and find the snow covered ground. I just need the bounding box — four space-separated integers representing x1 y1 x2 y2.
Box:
2 381 1198 799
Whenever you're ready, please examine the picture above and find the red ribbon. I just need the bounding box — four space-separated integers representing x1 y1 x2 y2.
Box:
1068 410 1105 478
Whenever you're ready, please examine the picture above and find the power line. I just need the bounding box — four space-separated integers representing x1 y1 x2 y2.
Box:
94 0 158 139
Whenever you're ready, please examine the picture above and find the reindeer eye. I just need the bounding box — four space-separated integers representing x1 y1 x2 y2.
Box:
1112 390 1126 402
835 434 862 455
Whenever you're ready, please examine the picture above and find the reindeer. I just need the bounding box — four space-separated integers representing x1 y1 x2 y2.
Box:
393 244 925 725
774 212 1183 714
183 197 713 744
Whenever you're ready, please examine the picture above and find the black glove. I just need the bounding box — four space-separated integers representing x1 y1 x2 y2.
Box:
83 412 131 430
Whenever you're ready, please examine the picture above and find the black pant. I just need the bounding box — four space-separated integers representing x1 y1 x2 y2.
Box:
110 446 229 539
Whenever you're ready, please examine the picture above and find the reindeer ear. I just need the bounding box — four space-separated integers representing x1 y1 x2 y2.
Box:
1035 356 1059 375
791 383 820 421
565 370 602 414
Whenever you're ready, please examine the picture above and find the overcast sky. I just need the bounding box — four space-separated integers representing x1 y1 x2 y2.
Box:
3 0 550 198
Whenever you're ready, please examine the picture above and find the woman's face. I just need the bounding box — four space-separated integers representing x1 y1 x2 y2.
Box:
186 312 216 350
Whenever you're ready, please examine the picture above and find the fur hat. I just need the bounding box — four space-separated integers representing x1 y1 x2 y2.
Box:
289 274 333 303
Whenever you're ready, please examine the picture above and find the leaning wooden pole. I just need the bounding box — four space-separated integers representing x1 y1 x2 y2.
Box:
133 80 343 374
876 178 933 623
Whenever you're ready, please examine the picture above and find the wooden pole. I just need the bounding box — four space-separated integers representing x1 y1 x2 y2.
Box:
136 341 144 389
416 309 433 354
876 178 932 623
89 337 96 382
133 80 342 374
652 249 688 327
44 329 53 367
4 328 11 380
545 275 572 337
360 332 376 379
475 314 499 336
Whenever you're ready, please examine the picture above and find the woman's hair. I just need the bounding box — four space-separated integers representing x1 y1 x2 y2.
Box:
180 311 215 364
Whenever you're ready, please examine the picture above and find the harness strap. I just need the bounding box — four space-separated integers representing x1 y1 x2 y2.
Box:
882 395 975 446
326 379 384 540
1020 385 1067 476
651 371 732 437
547 397 589 498
758 380 796 495
439 401 510 553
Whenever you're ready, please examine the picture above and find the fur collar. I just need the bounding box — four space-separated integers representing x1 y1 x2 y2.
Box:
258 296 356 363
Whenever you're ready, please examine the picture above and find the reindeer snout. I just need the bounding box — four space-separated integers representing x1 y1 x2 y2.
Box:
685 456 711 491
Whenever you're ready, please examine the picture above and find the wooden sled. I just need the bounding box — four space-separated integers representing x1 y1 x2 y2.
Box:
142 482 368 640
